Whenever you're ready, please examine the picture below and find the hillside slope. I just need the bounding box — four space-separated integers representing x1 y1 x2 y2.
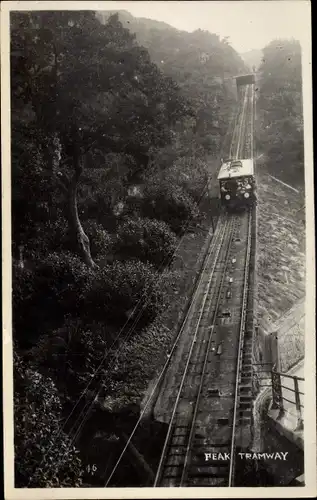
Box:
241 48 263 70
97 10 246 156
256 39 303 187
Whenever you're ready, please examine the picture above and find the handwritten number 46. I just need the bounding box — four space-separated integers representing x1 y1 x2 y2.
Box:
86 464 97 474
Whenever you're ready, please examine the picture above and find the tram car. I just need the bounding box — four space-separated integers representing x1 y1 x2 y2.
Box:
236 73 256 87
217 158 256 211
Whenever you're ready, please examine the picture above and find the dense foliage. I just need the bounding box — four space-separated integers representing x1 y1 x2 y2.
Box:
83 260 167 324
14 353 83 487
141 182 201 234
114 217 177 268
29 319 110 407
97 10 247 156
256 39 304 186
11 10 246 487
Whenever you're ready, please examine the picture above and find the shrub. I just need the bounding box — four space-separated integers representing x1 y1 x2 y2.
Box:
114 217 177 268
34 251 89 307
102 316 174 411
13 252 90 344
14 352 84 487
170 157 208 203
38 215 69 254
82 260 167 327
82 220 113 258
16 214 71 261
30 318 111 406
12 265 38 347
197 133 219 154
12 265 35 312
141 183 200 234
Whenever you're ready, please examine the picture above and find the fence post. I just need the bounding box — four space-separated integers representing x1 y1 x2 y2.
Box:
293 376 304 431
271 369 284 418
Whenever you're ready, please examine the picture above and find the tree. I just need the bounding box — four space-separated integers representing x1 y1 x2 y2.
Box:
114 217 177 268
257 39 303 185
82 260 167 326
97 12 246 152
11 12 191 266
12 252 90 347
141 182 201 234
28 319 111 407
145 154 209 203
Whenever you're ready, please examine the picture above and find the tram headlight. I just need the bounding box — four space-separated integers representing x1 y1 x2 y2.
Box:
225 194 231 200
244 192 250 198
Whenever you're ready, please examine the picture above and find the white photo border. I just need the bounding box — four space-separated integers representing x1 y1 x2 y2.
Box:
2 1 315 498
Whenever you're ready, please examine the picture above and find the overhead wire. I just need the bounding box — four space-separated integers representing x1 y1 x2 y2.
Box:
59 170 213 441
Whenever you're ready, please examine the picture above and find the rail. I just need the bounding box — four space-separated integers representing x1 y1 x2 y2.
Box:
153 82 255 487
153 216 235 486
179 218 238 486
154 210 254 487
228 208 253 486
235 85 249 159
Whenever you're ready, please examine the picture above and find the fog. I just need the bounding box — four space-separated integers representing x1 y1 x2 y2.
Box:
99 0 309 53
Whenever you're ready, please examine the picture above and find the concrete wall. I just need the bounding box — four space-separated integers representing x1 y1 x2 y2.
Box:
269 298 305 372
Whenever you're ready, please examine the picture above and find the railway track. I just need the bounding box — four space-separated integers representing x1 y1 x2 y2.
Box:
229 85 249 159
241 84 254 159
154 210 254 487
228 83 254 160
154 84 256 487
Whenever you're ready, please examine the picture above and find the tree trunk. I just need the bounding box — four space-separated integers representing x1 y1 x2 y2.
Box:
68 148 96 268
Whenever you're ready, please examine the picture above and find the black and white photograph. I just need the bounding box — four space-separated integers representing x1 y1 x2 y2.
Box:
1 1 315 498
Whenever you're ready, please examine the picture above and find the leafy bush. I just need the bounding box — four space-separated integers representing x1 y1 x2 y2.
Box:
145 155 209 203
257 39 304 185
33 251 89 310
27 216 71 258
14 353 84 487
13 213 70 261
82 220 113 258
197 133 219 154
13 252 90 345
30 319 111 406
12 265 35 312
114 217 177 268
102 316 174 411
82 260 167 326
141 183 200 234
12 265 38 347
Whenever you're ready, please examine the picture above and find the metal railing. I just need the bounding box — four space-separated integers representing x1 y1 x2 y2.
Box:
271 368 304 431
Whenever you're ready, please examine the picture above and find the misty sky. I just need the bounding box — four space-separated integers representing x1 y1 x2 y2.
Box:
99 1 309 53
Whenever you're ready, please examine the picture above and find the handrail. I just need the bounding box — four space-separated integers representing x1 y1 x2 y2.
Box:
271 368 304 431
272 370 304 382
